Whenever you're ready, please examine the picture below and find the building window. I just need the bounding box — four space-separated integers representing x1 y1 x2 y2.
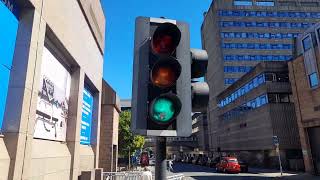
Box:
276 74 289 82
279 2 296 6
256 1 274 6
317 28 320 42
234 0 253 6
220 21 314 29
279 94 290 103
268 94 278 103
218 10 320 18
219 73 266 107
302 36 312 51
309 72 319 88
301 2 318 7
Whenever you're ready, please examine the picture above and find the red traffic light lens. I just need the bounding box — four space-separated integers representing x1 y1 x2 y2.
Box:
151 23 181 55
151 58 181 88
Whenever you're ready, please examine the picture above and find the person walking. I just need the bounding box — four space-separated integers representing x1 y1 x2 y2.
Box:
168 159 173 172
141 167 153 180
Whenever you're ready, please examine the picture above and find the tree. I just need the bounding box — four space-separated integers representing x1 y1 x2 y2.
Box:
118 110 145 157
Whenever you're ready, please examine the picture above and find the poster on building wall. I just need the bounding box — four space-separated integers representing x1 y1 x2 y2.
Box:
34 47 71 141
80 88 94 145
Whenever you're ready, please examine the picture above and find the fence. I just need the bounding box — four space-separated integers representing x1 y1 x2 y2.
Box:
102 172 185 180
167 174 185 180
103 172 142 180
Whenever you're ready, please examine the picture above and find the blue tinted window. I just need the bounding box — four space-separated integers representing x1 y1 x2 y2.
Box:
309 73 319 88
218 10 320 19
221 32 301 39
219 73 267 107
224 66 252 73
222 43 292 50
220 21 311 29
220 94 269 120
234 1 253 6
224 55 292 61
302 36 312 51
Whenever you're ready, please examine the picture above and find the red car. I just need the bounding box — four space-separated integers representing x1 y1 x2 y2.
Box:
216 157 241 173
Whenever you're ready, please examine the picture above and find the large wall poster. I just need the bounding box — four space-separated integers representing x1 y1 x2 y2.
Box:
34 47 71 141
80 88 94 145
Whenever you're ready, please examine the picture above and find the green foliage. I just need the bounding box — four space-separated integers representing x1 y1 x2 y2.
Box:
118 110 145 157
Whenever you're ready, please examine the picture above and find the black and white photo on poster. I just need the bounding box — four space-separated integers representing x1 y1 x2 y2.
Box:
34 46 71 141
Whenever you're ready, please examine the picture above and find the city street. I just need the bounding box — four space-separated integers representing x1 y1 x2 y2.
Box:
157 163 319 180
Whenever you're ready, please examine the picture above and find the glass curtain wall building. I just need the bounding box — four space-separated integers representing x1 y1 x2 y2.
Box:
201 0 320 153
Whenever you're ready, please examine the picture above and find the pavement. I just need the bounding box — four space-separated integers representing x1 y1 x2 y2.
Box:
142 163 320 180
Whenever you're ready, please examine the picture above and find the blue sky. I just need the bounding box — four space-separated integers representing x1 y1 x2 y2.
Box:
101 0 212 99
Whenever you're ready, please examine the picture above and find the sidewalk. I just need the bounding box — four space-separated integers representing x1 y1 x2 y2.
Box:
249 167 319 179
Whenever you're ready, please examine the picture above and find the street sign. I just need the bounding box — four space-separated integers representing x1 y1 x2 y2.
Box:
272 136 279 146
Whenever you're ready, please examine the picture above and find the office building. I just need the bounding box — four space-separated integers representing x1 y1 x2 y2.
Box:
289 23 320 174
201 0 320 160
0 0 106 179
213 62 302 169
120 99 132 111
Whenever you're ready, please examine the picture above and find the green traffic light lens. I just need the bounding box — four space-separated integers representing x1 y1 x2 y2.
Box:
151 98 175 123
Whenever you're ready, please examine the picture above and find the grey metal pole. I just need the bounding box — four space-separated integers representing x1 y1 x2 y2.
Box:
155 137 167 180
276 144 283 176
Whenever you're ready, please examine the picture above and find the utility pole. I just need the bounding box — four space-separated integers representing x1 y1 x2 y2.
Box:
276 144 283 176
273 136 282 176
155 137 167 180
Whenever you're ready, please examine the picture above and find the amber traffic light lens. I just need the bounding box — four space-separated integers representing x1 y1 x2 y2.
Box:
151 59 181 88
151 23 181 55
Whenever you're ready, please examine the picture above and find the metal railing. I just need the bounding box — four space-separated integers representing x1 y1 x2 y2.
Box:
167 174 185 180
103 172 142 180
103 172 185 180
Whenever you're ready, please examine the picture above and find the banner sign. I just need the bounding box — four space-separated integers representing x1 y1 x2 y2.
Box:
34 47 71 141
1 0 19 18
80 88 94 145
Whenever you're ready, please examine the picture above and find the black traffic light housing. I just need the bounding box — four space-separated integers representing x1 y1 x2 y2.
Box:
131 17 192 137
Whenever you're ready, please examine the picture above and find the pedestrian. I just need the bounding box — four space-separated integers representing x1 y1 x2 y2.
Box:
141 167 153 180
168 159 173 172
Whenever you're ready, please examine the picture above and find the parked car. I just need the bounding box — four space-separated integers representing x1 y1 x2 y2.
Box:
216 157 241 173
192 157 198 164
200 157 209 166
238 160 249 173
207 157 221 168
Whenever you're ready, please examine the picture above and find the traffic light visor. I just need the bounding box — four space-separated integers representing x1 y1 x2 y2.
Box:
151 58 181 88
149 94 181 124
151 23 181 55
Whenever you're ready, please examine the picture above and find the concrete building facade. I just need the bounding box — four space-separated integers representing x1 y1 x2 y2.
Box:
289 23 320 174
99 81 120 172
201 0 320 157
0 0 106 179
213 62 303 170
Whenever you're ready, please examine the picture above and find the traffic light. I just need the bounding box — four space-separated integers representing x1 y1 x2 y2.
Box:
131 17 191 137
190 49 209 113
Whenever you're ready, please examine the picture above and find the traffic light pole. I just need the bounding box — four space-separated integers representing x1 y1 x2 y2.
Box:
155 137 167 180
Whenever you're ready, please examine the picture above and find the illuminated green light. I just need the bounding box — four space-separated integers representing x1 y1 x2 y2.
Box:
151 98 175 123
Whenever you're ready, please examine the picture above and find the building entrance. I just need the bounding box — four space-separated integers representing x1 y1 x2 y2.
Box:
308 126 320 175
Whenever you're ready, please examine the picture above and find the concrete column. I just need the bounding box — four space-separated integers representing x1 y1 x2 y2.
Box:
2 5 46 180
67 68 85 180
91 92 102 168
